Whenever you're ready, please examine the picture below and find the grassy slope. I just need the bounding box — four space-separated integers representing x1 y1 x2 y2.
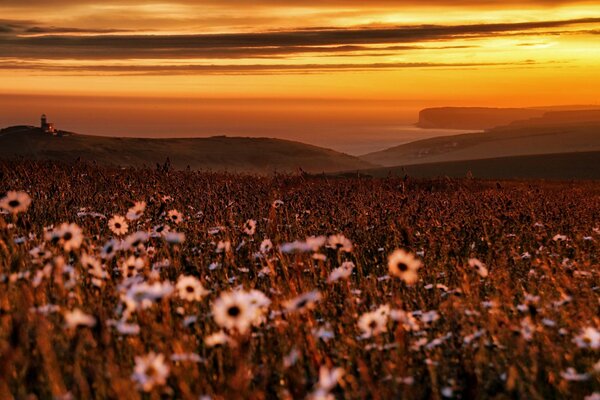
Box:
360 121 600 167
352 151 600 180
0 126 374 173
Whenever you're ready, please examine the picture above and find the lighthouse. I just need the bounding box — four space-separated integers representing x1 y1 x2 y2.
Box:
40 114 57 135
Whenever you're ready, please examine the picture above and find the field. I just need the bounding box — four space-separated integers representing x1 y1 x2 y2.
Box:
1 160 599 399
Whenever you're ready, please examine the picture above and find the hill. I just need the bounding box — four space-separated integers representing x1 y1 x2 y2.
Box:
416 107 545 130
416 106 600 130
360 119 600 167
352 151 600 180
0 126 375 173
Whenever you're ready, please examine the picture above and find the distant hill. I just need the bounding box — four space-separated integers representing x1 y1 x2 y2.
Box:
360 118 600 167
0 126 375 173
416 106 600 130
416 107 545 130
351 151 600 180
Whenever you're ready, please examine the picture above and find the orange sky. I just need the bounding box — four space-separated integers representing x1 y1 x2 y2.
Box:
0 1 598 153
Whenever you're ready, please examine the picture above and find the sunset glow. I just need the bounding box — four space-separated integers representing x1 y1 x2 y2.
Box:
0 1 598 151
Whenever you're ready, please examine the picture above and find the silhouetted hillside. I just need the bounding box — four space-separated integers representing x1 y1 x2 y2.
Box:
0 126 375 173
361 120 600 167
352 151 600 180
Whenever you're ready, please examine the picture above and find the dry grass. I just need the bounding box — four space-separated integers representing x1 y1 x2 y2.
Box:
0 160 599 399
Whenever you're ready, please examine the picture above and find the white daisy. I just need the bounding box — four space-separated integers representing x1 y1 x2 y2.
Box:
212 291 256 334
574 327 600 349
327 234 353 252
0 191 31 214
56 223 84 252
205 331 235 347
284 291 322 313
468 258 488 278
126 201 146 221
108 215 129 236
121 256 145 279
131 352 170 392
64 309 96 329
358 305 390 338
259 239 274 253
388 249 422 285
327 261 354 283
176 275 209 302
243 219 257 235
167 210 183 224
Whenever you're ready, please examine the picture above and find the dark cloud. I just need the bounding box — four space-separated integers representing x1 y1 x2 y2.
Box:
0 0 594 6
0 17 597 60
0 59 540 75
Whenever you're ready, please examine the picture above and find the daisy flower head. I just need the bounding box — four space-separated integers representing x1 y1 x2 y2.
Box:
574 327 600 349
284 291 322 313
212 291 256 334
125 231 149 250
260 239 274 254
121 256 146 279
468 258 489 278
205 331 235 347
64 308 96 329
327 261 355 283
176 275 209 302
0 191 31 214
131 352 170 392
56 223 84 252
243 219 257 236
327 234 353 253
388 249 422 285
151 224 170 238
101 239 119 260
108 215 129 236
358 305 390 338
167 210 183 224
126 201 146 221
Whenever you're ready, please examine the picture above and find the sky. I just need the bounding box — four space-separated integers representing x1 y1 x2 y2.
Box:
0 1 598 154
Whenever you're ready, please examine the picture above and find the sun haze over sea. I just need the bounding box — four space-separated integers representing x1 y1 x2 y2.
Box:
0 0 598 153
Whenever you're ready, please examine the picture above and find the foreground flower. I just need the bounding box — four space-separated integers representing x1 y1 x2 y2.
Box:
574 327 600 349
64 309 96 329
212 290 267 334
284 291 322 313
176 275 209 302
108 215 129 236
125 231 149 250
205 331 235 347
46 223 84 252
358 305 390 338
167 210 183 224
328 261 355 283
468 258 489 278
121 256 146 279
131 352 170 392
243 219 257 235
126 201 146 221
0 191 31 214
388 249 422 285
327 234 353 252
259 239 274 253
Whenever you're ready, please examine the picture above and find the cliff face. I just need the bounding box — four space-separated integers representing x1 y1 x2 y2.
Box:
416 107 545 130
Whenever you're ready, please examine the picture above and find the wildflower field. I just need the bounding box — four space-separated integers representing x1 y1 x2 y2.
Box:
1 160 599 399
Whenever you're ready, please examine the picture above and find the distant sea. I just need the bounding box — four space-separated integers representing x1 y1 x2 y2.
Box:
318 125 476 156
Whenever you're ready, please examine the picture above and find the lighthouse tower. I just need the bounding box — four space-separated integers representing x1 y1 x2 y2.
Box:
40 114 57 135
